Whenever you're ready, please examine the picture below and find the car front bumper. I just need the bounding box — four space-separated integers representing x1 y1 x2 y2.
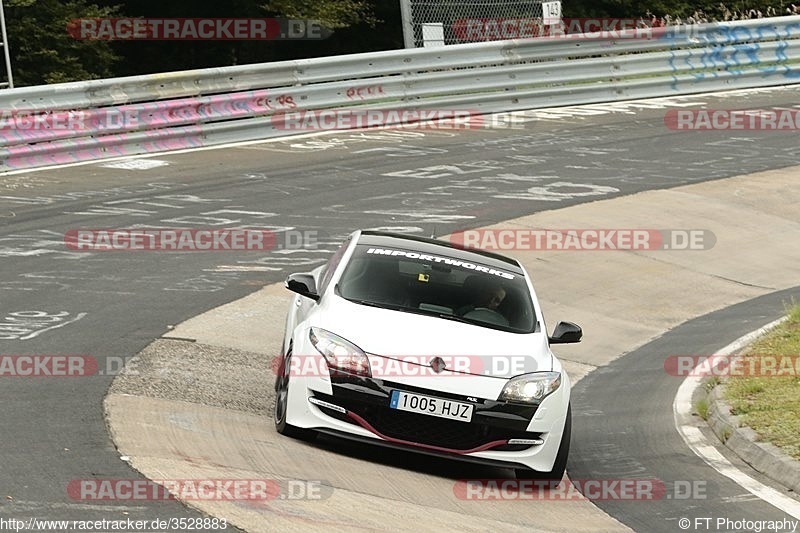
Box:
284 354 571 473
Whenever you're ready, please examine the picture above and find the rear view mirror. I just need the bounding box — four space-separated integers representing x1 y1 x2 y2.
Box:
548 321 582 344
285 273 320 301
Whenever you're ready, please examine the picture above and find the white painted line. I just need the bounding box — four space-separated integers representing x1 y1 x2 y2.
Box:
18 312 88 340
100 158 170 170
673 316 800 519
204 266 281 272
9 500 149 512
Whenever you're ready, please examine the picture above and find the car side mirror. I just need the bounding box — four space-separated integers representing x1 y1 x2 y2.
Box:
548 321 582 344
285 273 320 301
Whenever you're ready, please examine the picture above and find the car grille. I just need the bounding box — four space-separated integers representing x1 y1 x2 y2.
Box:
368 408 524 450
313 391 539 451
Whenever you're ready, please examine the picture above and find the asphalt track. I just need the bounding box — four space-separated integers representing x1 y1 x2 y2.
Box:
1 86 800 530
101 163 800 532
570 288 800 532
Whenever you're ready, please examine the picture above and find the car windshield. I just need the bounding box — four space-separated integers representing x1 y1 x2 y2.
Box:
336 244 537 333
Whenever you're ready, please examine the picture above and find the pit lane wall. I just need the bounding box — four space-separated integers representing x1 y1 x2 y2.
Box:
3 16 800 171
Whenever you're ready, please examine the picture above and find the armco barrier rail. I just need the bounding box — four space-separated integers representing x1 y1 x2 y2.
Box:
2 16 800 172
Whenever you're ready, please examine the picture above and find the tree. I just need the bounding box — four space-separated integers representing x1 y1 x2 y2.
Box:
563 0 789 20
5 0 120 86
262 0 377 28
101 0 388 77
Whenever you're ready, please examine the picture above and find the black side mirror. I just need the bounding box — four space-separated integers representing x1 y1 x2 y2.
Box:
285 273 320 301
548 321 582 344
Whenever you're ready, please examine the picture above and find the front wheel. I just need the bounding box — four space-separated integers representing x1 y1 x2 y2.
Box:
515 403 571 482
274 349 317 441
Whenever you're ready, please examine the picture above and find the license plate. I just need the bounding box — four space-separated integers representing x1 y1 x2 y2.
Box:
389 390 473 422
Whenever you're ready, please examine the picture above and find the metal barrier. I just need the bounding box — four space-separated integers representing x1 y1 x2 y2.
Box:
2 16 800 171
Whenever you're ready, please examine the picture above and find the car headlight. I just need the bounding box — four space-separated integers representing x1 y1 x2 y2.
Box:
309 327 371 377
499 372 561 403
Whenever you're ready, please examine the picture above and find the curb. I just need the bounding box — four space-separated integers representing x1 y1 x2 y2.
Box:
705 384 800 494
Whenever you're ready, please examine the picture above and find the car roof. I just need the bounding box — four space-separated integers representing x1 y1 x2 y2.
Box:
356 230 525 274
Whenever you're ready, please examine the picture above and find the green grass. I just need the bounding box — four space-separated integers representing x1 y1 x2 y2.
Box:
720 426 732 444
695 397 710 420
724 303 800 460
703 375 721 393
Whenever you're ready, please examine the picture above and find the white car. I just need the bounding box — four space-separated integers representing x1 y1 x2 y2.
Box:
274 230 581 480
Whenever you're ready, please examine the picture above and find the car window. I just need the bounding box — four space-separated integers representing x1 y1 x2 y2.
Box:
337 244 536 333
318 236 351 295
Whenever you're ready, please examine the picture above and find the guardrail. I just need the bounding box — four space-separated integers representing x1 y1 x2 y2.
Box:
2 16 800 172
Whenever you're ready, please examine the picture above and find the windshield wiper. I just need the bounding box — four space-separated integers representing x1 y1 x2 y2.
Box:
340 296 469 321
434 313 477 325
340 296 407 312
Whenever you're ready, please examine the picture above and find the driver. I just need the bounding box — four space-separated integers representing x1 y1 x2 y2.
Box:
476 283 506 310
459 278 507 316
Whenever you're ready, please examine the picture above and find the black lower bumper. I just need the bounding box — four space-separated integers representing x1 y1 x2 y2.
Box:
314 426 533 470
311 374 543 453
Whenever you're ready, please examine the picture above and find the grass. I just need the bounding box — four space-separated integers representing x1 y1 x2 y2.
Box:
720 426 732 444
695 397 710 420
694 376 721 420
723 303 800 460
703 375 721 393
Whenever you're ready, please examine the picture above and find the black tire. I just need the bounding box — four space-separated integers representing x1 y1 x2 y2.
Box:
515 403 571 482
273 348 317 441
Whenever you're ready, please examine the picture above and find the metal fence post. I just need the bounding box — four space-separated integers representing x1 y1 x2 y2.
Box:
0 0 14 89
399 0 416 48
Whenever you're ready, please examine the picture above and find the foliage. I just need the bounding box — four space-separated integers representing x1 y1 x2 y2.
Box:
262 0 378 28
4 1 800 85
724 304 800 460
563 0 795 20
5 0 120 85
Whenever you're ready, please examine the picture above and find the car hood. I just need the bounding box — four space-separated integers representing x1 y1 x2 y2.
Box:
313 296 551 378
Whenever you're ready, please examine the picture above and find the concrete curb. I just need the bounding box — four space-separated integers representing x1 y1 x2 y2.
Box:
706 384 800 493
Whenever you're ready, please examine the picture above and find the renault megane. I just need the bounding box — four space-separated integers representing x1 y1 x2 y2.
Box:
274 230 581 480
